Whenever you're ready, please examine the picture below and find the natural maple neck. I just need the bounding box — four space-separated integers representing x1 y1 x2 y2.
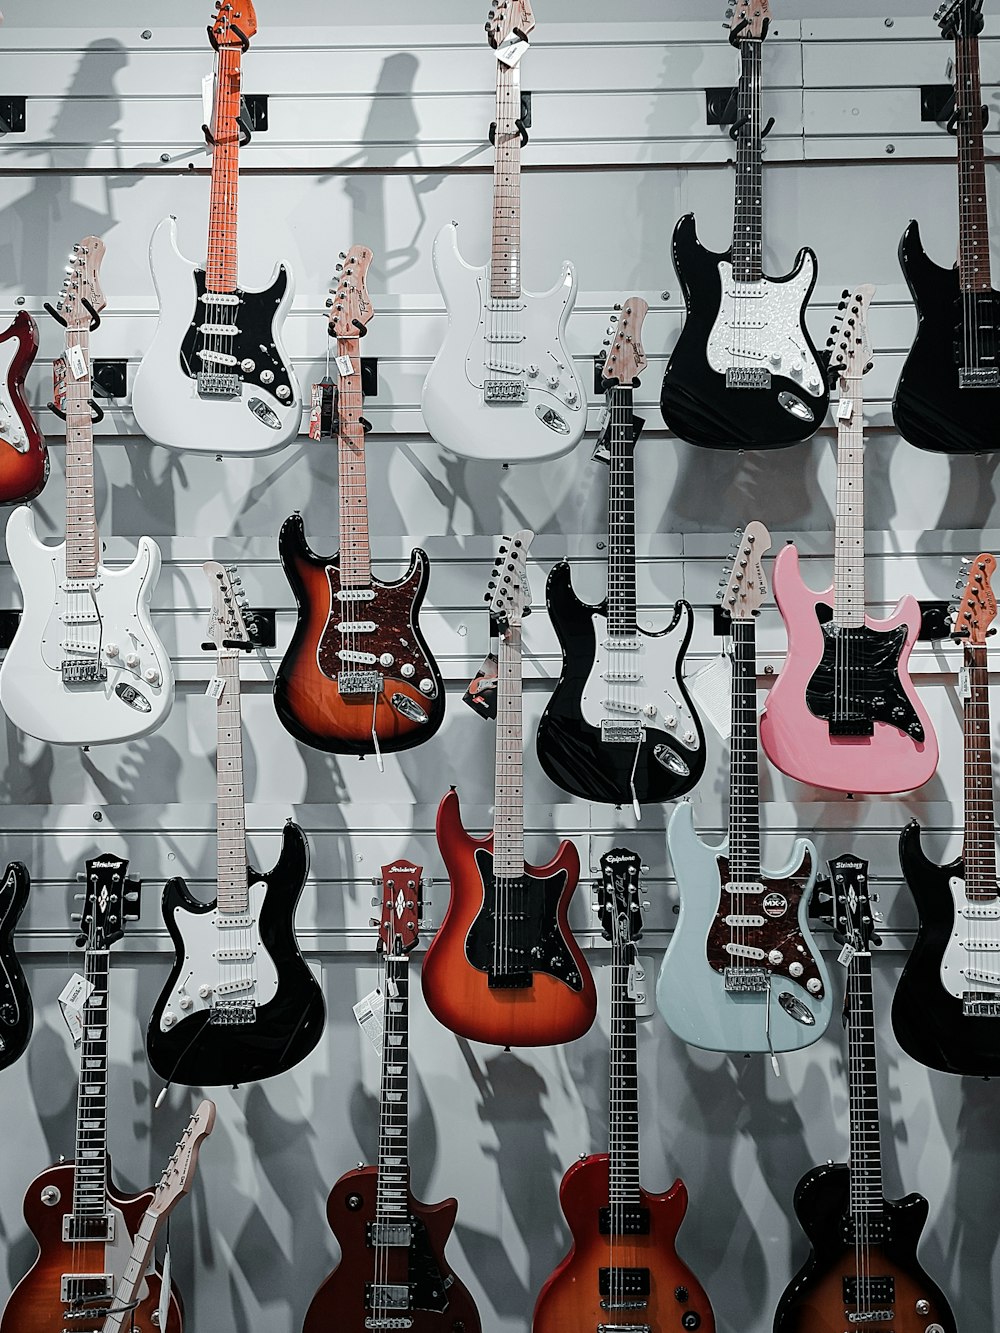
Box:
955 32 992 293
102 1204 160 1333
732 39 765 283
490 58 523 301
336 337 372 587
729 619 762 879
494 623 525 876
963 642 998 897
846 948 884 1218
833 372 866 627
608 930 640 1205
72 945 111 1219
376 954 410 1220
206 44 244 293
64 323 99 580
216 652 249 914
607 386 638 637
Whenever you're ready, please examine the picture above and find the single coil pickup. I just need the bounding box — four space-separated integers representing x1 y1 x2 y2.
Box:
214 949 255 962
338 671 384 696
603 638 641 652
487 971 533 990
338 650 378 666
964 971 1000 986
960 367 1000 388
198 323 239 338
843 1275 894 1307
598 1205 650 1236
366 1220 413 1248
61 641 102 654
724 915 766 927
364 1321 413 1331
336 588 376 602
336 621 377 634
197 350 238 367
725 882 766 897
724 967 769 993
485 300 526 312
60 579 102 594
603 699 643 715
724 943 766 961
600 720 644 745
217 915 254 929
209 1000 256 1025
62 1214 114 1242
960 940 1000 951
484 333 526 345
484 380 527 402
827 715 875 738
841 1212 889 1245
365 1283 410 1312
215 978 254 996
61 613 101 626
196 371 240 397
601 672 643 683
61 660 107 685
963 992 1000 1017
724 285 766 300
199 291 240 306
725 367 771 389
60 1274 114 1303
959 905 1000 918
599 1267 650 1301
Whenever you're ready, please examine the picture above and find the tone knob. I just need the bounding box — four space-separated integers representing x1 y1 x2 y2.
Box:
683 730 696 745
806 978 822 994
807 374 821 390
276 384 291 400
125 653 139 669
566 389 578 405
547 375 559 388
144 667 159 685
915 1302 931 1316
240 357 255 373
768 949 783 966
769 351 782 366
790 361 804 378
643 703 657 718
400 663 415 678
379 653 394 667
163 1011 177 1028
789 961 804 978
674 1286 689 1303
104 643 119 658
527 364 539 377
198 984 212 999
260 369 275 384
178 995 193 1011
664 714 677 728
419 678 434 694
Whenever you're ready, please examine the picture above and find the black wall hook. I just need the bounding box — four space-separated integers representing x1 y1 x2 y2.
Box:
47 397 105 425
728 16 750 45
43 302 67 328
206 22 250 53
81 298 101 331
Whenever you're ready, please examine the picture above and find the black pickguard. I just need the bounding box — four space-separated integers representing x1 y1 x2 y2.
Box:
146 822 325 1087
894 220 1000 454
536 560 706 805
0 861 31 1071
178 266 293 404
364 1215 449 1314
659 214 828 450
804 607 923 740
465 848 584 991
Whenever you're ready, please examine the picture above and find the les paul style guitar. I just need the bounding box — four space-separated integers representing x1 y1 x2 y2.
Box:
533 848 715 1333
893 553 1000 1076
420 0 586 462
0 237 174 746
0 310 47 503
303 861 482 1333
275 246 444 757
538 298 705 810
656 524 833 1056
132 0 300 454
147 562 325 1088
775 855 957 1333
0 858 32 1072
421 533 597 1047
894 0 1000 454
660 0 828 449
0 855 184 1333
760 287 938 794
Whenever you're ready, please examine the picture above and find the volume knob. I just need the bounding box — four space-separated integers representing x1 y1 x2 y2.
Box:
125 653 139 669
400 663 415 679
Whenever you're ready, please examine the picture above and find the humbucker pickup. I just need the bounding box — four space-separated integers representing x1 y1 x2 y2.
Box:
843 1275 894 1306
724 967 769 993
963 992 1000 1017
726 367 771 389
365 1283 410 1311
61 1273 114 1303
367 1221 413 1248
598 1205 650 1236
600 720 644 745
599 1267 650 1301
960 367 1000 388
841 1212 889 1245
61 660 107 685
339 671 383 696
828 715 875 737
196 371 241 397
484 380 527 403
63 1214 115 1242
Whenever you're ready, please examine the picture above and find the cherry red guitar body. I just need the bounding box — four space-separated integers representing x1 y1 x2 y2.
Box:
421 788 596 1047
0 311 47 505
533 1154 715 1333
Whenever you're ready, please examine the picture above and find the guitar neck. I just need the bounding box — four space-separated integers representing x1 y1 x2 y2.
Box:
608 934 640 1205
607 386 637 637
832 372 866 627
216 652 249 914
729 619 762 880
205 43 244 293
963 643 998 897
846 949 885 1218
376 954 410 1219
955 31 992 293
494 622 525 877
336 335 372 587
490 58 523 301
101 1205 160 1333
731 39 764 283
72 946 111 1220
64 324 99 580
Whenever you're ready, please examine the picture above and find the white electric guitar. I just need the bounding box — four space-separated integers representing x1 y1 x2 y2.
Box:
420 0 586 462
0 237 174 746
131 0 300 455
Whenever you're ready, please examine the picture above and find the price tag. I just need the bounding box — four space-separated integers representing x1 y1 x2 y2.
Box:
336 354 355 378
353 988 385 1051
205 677 225 699
462 652 499 720
495 33 529 67
837 398 853 422
52 357 67 413
958 666 972 700
837 942 857 969
201 73 214 141
688 655 733 741
59 972 94 1046
67 344 88 380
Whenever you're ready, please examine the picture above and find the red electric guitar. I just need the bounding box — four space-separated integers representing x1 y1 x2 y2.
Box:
0 310 47 503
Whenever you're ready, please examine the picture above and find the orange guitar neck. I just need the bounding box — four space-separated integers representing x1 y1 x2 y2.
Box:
205 42 244 292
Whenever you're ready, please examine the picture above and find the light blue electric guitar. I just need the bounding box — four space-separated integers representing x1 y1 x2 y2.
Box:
656 522 833 1056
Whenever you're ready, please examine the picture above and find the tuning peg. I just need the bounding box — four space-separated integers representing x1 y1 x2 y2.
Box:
75 872 86 882
70 912 83 923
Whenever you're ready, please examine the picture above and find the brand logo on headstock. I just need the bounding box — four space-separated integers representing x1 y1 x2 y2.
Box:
603 853 636 866
90 859 124 870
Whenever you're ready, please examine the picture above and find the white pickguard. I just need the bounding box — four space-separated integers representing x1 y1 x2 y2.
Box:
941 873 1000 997
159 877 279 1032
0 338 27 452
579 620 699 750
0 507 174 746
706 258 825 396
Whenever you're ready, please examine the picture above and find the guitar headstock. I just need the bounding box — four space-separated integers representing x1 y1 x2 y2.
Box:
210 0 257 48
486 0 535 51
149 1100 217 1221
826 285 875 386
828 854 880 952
719 522 771 622
951 552 998 644
328 245 374 343
202 561 255 657
600 297 648 389
57 236 106 332
935 0 984 39
485 530 533 631
376 860 422 957
596 848 644 947
727 0 773 44
75 854 141 951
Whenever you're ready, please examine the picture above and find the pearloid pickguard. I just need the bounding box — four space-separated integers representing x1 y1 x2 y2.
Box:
707 260 824 393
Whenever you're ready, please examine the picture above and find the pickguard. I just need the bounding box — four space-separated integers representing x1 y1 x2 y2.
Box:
941 874 1000 999
364 1215 449 1314
805 613 922 740
179 267 293 407
37 558 159 690
706 260 824 397
579 618 699 751
316 567 438 697
0 868 24 1033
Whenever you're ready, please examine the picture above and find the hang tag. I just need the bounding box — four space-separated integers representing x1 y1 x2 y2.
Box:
52 357 67 413
958 665 972 700
205 677 225 699
67 344 87 381
201 72 214 141
591 407 612 464
837 398 853 422
837 942 857 969
495 32 529 67
336 354 355 378
309 380 335 441
462 652 499 720
687 654 733 741
59 972 94 1046
627 960 645 1003
353 988 385 1051
386 976 399 1000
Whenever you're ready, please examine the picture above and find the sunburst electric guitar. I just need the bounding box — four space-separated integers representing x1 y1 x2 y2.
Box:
0 310 47 503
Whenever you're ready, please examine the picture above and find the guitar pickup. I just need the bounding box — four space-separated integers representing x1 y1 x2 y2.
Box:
61 1273 114 1302
365 1283 410 1311
599 1267 650 1301
63 1214 115 1242
843 1275 894 1307
367 1221 412 1247
828 715 874 737
598 1205 649 1235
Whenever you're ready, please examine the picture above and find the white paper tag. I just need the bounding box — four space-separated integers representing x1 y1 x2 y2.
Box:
837 942 857 969
353 988 385 1051
59 972 94 1046
335 354 355 377
66 344 87 380
495 32 529 67
837 398 853 422
958 666 972 700
201 72 214 140
687 654 734 741
633 955 656 1018
205 677 225 699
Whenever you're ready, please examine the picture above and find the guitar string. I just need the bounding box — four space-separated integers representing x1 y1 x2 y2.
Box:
374 934 389 1326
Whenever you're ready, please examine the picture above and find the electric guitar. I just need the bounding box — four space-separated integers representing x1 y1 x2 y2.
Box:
275 246 444 756
894 0 1000 454
533 847 715 1333
420 0 586 462
537 298 705 809
775 855 957 1333
146 562 325 1088
421 533 597 1047
0 855 184 1333
760 286 938 793
0 310 47 504
303 860 482 1333
893 552 1000 1075
0 858 32 1072
0 237 174 746
660 0 828 449
132 0 300 454
656 524 833 1055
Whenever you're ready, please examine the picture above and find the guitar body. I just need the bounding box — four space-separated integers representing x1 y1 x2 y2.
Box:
1 1161 182 1333
274 514 444 755
774 1163 957 1333
303 1166 481 1333
421 788 597 1047
894 219 1000 454
132 216 300 455
146 822 325 1087
536 560 705 803
0 311 47 505
760 543 937 794
0 861 31 1072
0 506 173 746
660 214 828 449
421 221 586 462
656 802 832 1053
533 1154 714 1333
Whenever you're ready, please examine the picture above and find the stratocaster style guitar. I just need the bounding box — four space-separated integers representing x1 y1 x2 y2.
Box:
421 533 597 1047
656 524 833 1056
0 855 184 1333
894 0 1000 453
760 287 938 794
131 0 300 454
420 0 586 461
0 237 174 746
303 861 482 1333
0 858 32 1072
146 562 325 1088
533 847 715 1333
893 553 1000 1076
660 0 828 449
775 855 957 1333
537 298 705 809
275 246 444 756
0 310 47 503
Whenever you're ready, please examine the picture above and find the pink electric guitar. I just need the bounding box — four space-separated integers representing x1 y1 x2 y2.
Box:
760 286 938 794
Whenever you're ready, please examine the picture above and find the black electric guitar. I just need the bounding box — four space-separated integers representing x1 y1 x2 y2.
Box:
893 553 1000 1075
660 0 828 449
0 859 31 1072
894 0 1000 453
538 299 705 809
775 854 957 1333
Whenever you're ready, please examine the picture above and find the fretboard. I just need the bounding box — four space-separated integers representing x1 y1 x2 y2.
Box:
64 324 99 580
846 949 884 1217
494 623 525 877
955 33 992 293
376 955 410 1221
963 643 998 898
72 947 111 1219
607 387 637 637
609 937 640 1205
205 44 243 293
216 651 249 914
102 1206 159 1333
833 372 866 628
336 336 371 587
490 58 523 301
729 620 762 880
731 39 764 283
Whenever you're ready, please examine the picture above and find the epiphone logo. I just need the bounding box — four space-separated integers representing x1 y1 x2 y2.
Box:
603 854 637 867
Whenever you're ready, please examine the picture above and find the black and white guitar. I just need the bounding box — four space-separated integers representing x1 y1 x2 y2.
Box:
0 859 31 1072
